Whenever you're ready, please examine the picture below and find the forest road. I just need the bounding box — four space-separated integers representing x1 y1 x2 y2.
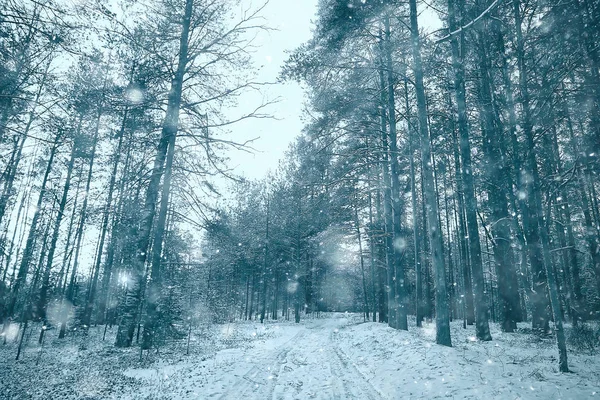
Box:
205 316 384 400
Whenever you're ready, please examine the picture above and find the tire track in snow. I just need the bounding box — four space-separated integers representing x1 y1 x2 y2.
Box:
215 328 306 400
328 330 385 400
210 317 384 400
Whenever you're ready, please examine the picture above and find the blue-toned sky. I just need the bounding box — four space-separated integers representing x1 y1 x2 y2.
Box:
224 0 320 180
224 0 442 181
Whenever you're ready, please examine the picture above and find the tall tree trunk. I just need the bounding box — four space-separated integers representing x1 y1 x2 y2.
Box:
406 81 423 328
475 30 520 333
495 23 525 324
272 264 279 320
3 129 60 331
354 186 370 321
546 119 581 326
260 193 270 324
383 17 407 331
539 199 570 372
0 155 40 283
82 108 129 328
447 0 491 340
502 50 532 322
244 274 250 320
59 110 102 339
442 155 458 320
377 56 392 324
115 0 193 347
375 187 388 322
450 109 474 326
566 112 600 315
97 117 134 324
0 136 26 227
141 105 178 348
513 0 551 332
56 163 84 295
248 273 255 320
409 0 451 346
1 181 27 284
421 169 434 320
0 60 51 228
367 165 379 322
37 130 75 325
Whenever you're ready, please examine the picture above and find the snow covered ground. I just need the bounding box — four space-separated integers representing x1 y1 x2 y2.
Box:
336 318 600 399
1 313 599 399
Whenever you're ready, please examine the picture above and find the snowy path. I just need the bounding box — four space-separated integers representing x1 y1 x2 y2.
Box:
3 314 600 399
203 317 383 399
121 315 600 400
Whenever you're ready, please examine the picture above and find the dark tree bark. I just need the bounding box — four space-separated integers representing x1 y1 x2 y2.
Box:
3 127 61 332
377 57 392 325
82 107 129 328
512 0 552 332
354 186 370 321
406 81 423 328
447 0 492 340
59 108 102 339
116 0 193 348
409 0 451 346
383 17 407 331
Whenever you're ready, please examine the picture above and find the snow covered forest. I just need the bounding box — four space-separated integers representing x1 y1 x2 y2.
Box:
1 0 600 398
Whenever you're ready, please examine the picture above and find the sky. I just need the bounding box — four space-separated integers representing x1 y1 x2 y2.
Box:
222 0 442 182
222 0 319 181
